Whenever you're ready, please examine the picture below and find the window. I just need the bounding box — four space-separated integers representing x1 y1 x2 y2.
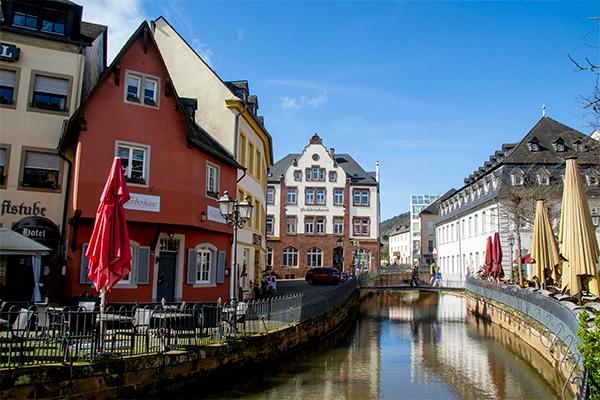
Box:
316 189 325 205
294 170 302 181
256 150 262 181
117 142 148 185
313 168 318 180
41 9 66 34
20 149 60 190
482 211 487 233
305 189 314 204
197 250 211 283
266 216 273 234
316 218 325 234
286 217 296 234
13 3 39 28
30 74 70 112
511 169 524 186
354 189 369 206
334 189 343 205
239 133 246 167
474 214 478 235
287 188 297 204
329 171 337 181
428 240 434 253
267 187 274 204
282 247 298 268
427 221 434 235
319 169 325 181
354 218 369 236
248 142 254 175
305 218 314 234
267 248 273 269
0 146 8 187
206 162 219 198
306 248 322 268
0 68 20 107
124 70 160 108
306 169 312 181
587 172 600 187
334 218 343 235
254 199 260 230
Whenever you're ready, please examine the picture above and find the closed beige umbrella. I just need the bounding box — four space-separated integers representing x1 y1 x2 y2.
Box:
531 199 561 288
559 157 600 298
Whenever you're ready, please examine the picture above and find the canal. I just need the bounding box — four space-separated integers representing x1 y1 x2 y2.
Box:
179 291 563 399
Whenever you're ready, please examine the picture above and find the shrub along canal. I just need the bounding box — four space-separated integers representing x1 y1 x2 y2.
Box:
189 291 561 399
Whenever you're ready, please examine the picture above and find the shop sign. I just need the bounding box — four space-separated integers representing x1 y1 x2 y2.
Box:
0 42 20 62
124 193 160 212
300 207 330 213
12 216 60 243
207 205 226 224
1 199 46 216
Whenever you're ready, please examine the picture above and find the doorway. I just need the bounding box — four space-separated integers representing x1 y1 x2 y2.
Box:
157 253 177 302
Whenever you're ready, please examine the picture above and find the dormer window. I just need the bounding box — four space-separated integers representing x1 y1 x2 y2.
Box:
574 140 585 152
12 4 66 35
553 138 565 152
13 4 39 29
511 168 524 186
528 138 540 152
586 169 600 187
41 9 66 34
537 168 551 186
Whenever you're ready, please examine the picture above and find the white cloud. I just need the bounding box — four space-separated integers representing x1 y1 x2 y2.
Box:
191 39 214 67
309 91 327 107
236 28 244 42
280 96 304 117
78 0 147 63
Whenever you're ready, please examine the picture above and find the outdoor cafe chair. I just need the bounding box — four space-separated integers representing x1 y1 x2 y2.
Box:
110 307 154 355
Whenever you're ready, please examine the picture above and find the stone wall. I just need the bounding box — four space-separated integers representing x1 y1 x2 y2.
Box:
0 291 363 399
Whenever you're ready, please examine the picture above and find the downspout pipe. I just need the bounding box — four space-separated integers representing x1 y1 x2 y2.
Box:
58 145 73 261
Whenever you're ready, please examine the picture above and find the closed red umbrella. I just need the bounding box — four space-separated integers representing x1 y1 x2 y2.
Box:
484 236 493 277
491 232 504 280
86 158 132 311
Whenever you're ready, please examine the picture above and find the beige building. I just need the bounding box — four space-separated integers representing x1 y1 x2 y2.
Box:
0 0 105 301
152 17 273 300
388 224 410 265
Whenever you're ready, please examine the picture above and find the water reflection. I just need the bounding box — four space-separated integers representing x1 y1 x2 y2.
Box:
190 292 561 399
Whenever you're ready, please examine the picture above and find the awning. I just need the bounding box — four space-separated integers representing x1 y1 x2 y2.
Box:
513 254 533 264
0 228 50 255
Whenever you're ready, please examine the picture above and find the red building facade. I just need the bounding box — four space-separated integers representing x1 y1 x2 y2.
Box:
60 22 241 304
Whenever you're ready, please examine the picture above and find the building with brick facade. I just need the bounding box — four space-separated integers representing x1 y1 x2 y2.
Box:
266 134 380 279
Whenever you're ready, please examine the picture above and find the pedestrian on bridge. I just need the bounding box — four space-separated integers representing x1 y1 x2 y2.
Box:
433 267 442 287
410 262 419 287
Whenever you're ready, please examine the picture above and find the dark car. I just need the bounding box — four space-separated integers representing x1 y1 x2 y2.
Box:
305 267 341 285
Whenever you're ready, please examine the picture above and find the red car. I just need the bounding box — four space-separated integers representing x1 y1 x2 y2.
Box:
305 267 341 285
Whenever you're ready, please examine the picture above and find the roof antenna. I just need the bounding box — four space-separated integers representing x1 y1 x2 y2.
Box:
542 103 546 117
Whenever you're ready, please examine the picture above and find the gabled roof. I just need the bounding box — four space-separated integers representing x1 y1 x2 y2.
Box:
59 21 241 169
267 153 377 185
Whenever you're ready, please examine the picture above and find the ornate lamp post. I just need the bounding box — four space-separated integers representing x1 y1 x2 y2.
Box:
336 237 344 271
508 235 515 284
353 240 360 276
218 191 253 305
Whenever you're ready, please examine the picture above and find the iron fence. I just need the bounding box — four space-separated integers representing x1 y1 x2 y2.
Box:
466 277 597 400
0 279 358 369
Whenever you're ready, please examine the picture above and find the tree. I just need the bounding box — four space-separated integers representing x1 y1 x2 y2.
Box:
570 17 600 130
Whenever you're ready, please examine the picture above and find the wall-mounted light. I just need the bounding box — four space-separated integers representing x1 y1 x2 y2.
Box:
200 212 207 222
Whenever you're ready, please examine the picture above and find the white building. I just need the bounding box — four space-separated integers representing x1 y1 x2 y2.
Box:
410 194 440 265
389 224 410 265
436 117 600 281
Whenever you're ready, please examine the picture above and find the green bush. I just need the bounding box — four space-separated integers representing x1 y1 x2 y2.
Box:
577 309 600 397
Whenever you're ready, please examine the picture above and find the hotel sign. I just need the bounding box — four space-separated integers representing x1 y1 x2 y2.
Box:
0 43 20 62
124 193 160 213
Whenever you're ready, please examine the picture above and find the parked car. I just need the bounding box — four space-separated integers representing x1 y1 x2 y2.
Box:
305 267 341 285
341 272 351 283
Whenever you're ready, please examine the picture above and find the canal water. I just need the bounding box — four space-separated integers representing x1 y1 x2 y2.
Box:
192 291 562 399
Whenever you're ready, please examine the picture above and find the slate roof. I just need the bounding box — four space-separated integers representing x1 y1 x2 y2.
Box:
420 189 457 216
436 117 600 225
80 22 107 42
267 153 378 185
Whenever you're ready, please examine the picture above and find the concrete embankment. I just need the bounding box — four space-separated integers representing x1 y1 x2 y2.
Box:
465 291 578 399
0 290 363 399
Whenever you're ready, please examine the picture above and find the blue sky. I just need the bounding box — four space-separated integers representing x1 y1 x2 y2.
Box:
79 1 599 221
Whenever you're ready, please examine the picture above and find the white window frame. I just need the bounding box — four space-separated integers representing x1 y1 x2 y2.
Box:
306 189 314 205
267 187 274 204
27 70 72 115
306 248 322 268
124 70 161 108
334 218 343 235
287 188 297 204
305 218 314 234
266 216 274 234
286 217 296 234
116 141 150 187
316 189 325 205
334 189 343 205
282 247 298 268
192 242 218 288
197 249 211 283
206 162 219 198
316 218 325 234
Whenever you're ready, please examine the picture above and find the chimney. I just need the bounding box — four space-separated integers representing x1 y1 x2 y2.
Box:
330 148 334 159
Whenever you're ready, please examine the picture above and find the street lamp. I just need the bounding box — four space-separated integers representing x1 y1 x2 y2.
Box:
218 191 253 305
336 237 344 272
508 235 515 284
353 240 360 276
592 210 600 229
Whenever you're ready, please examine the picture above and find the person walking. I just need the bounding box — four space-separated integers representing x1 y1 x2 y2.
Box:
410 262 419 287
433 267 442 287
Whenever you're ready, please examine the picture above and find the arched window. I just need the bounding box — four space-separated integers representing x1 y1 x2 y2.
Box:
282 247 298 268
306 248 322 268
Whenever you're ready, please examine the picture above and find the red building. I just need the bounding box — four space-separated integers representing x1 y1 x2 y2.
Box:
59 22 242 304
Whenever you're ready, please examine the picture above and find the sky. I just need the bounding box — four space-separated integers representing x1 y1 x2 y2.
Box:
77 0 600 221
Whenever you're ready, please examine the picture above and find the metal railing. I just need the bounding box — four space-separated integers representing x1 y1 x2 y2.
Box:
0 280 358 369
466 277 596 400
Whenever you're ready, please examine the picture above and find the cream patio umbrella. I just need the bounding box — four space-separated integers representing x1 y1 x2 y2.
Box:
531 199 561 289
559 157 600 299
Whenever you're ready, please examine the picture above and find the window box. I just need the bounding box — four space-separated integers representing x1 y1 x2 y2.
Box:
125 176 146 185
31 100 66 112
144 98 157 106
127 94 140 103
206 190 219 199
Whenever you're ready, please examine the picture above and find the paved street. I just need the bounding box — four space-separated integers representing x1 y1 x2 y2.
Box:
268 278 335 297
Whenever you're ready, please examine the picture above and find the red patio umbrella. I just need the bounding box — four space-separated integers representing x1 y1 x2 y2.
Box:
484 236 493 277
490 232 504 280
86 158 132 312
